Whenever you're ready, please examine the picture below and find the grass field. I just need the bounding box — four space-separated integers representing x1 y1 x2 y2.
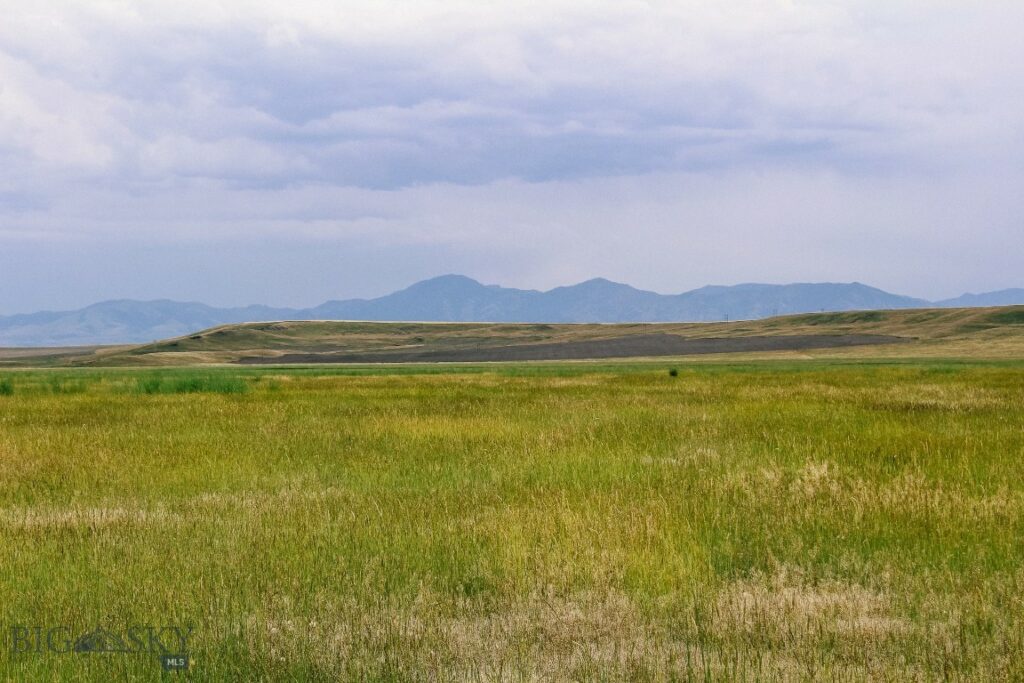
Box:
2 360 1023 680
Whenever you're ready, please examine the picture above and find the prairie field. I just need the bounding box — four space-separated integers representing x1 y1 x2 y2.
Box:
1 360 1023 680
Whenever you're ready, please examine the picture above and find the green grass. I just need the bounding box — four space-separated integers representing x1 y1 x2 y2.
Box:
796 310 888 324
1 361 1023 680
988 309 1024 325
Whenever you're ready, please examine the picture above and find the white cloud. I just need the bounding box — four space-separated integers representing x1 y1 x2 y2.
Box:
137 135 313 178
0 52 116 170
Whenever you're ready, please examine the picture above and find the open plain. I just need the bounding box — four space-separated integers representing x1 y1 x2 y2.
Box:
1 307 1023 680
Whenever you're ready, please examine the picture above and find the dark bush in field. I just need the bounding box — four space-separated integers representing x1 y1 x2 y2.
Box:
133 374 248 395
47 376 87 394
0 378 12 396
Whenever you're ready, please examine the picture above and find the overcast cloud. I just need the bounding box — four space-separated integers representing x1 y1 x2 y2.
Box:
1 1 1022 313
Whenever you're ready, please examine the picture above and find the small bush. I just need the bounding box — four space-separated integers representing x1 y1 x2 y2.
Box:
48 376 87 394
134 374 249 395
668 368 678 377
0 378 13 396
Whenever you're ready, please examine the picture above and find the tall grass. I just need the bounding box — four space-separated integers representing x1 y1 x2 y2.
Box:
1 361 1023 680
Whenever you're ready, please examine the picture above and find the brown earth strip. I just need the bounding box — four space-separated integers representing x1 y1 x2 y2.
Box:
0 346 107 359
236 333 909 364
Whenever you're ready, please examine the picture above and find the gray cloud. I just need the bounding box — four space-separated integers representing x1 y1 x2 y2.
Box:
0 1 1022 313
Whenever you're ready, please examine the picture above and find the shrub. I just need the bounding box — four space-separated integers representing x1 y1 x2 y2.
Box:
48 376 87 394
134 374 249 395
0 377 13 396
668 368 679 377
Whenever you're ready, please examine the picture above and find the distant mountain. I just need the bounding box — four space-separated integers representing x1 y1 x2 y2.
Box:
0 275 1020 346
936 289 1024 308
310 275 536 321
0 300 295 347
312 276 929 324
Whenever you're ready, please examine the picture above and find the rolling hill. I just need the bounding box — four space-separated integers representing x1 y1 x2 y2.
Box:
33 304 1019 367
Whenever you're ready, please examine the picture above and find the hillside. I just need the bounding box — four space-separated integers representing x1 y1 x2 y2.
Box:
52 305 1024 366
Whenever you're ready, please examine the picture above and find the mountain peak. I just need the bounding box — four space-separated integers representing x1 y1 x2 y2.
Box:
578 277 624 287
557 277 639 293
403 274 484 290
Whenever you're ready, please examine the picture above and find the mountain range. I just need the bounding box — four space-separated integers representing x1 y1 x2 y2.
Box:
1 275 1022 347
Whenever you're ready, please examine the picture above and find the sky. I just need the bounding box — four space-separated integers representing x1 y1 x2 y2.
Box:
1 0 1022 314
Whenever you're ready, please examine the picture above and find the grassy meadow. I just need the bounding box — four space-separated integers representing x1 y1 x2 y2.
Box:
1 361 1023 680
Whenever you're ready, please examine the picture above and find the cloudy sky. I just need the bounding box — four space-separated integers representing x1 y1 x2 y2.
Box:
1 1 1022 313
